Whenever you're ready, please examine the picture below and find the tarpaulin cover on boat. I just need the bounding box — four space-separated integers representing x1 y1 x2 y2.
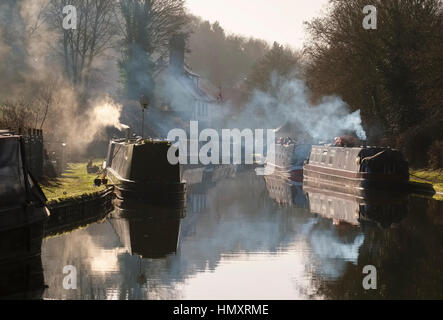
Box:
0 135 47 208
0 136 27 207
358 148 409 175
107 140 181 182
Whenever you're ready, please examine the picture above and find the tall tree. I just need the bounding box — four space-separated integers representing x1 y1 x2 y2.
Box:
46 0 118 88
0 0 30 99
117 0 189 100
305 0 443 165
247 42 302 94
188 16 270 88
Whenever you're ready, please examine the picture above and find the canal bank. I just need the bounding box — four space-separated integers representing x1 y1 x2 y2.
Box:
41 160 108 202
45 188 114 237
409 169 443 200
40 160 114 237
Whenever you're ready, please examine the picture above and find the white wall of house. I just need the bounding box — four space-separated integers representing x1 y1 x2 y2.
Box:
193 100 210 122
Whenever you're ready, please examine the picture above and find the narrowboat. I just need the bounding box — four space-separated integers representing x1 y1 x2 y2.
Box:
303 144 409 196
0 132 49 261
104 136 186 210
264 137 311 182
0 131 49 298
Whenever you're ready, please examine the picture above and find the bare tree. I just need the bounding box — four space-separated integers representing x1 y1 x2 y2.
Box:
35 77 65 129
46 0 119 87
0 100 35 130
117 0 189 99
117 0 189 57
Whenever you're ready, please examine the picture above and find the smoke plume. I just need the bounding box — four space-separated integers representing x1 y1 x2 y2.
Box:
90 98 127 132
239 72 367 141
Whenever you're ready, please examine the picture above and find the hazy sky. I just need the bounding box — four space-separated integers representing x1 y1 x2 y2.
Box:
186 0 330 49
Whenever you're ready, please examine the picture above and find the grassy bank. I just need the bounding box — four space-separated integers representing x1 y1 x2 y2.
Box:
41 160 106 202
410 169 443 200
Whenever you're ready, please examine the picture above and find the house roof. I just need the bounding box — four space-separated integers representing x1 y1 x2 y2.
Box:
154 62 217 103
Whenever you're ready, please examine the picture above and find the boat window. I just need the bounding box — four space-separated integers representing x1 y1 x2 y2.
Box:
321 151 327 163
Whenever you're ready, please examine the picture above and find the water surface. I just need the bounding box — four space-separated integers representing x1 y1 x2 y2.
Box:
41 166 443 299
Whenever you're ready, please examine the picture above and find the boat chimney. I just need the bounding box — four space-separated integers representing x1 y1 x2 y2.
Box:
362 140 367 148
126 127 131 143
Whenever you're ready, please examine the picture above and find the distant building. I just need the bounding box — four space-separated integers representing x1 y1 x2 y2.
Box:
153 34 219 132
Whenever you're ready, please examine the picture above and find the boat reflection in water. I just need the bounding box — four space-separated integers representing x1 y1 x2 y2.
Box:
263 162 409 229
264 171 410 286
0 248 45 300
109 207 185 259
264 173 308 208
304 186 408 229
108 164 239 260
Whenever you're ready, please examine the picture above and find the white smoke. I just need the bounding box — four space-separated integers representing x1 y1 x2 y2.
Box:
239 73 367 141
52 96 128 155
90 98 127 132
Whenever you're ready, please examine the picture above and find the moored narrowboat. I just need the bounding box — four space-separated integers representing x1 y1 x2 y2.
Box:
0 131 49 298
0 132 49 262
303 144 409 196
265 137 311 182
104 137 186 210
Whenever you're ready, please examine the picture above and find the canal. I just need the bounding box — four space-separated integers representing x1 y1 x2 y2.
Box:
41 166 443 300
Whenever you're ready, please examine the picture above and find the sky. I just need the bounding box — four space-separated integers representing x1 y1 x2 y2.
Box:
186 0 330 49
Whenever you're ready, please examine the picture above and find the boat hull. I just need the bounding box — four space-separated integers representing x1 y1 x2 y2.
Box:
303 163 409 197
108 169 187 209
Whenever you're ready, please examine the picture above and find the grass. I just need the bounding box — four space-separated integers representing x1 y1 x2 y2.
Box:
410 168 443 200
41 160 107 202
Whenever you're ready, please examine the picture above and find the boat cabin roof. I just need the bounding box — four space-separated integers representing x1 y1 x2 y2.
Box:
308 145 408 174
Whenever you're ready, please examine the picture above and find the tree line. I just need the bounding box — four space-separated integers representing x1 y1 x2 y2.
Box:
1 0 441 167
187 16 270 88
303 0 443 167
239 0 443 168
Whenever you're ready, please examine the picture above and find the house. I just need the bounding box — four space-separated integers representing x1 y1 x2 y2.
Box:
153 35 220 133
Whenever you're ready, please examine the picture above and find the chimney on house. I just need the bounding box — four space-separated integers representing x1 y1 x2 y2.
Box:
169 34 185 74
